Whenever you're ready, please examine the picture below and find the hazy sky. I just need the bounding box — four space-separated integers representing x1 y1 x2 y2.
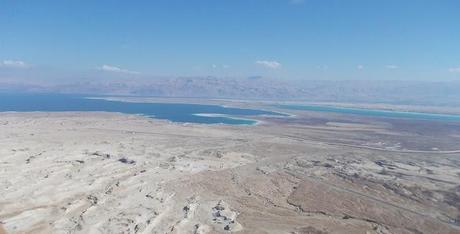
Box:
1 0 459 81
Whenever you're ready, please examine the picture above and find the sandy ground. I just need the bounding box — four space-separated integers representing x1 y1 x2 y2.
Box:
0 112 459 234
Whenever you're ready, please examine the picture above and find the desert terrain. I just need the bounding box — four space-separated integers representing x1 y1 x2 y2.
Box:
1 110 459 234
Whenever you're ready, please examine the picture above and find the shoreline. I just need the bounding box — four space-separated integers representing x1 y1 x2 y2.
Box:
87 95 460 120
192 113 263 126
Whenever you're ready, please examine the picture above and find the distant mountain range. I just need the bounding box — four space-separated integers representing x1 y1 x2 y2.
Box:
1 77 460 106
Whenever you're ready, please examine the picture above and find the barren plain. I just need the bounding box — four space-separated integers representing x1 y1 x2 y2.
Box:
1 107 460 234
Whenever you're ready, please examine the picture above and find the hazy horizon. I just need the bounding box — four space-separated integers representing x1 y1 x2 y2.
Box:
2 2 460 233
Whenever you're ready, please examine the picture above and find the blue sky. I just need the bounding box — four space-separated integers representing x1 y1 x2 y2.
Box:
1 0 459 81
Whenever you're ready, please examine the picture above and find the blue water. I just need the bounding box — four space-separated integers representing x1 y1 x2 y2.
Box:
277 104 460 122
0 94 283 125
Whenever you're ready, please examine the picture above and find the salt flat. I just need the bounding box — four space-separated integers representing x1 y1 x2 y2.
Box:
0 112 459 234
